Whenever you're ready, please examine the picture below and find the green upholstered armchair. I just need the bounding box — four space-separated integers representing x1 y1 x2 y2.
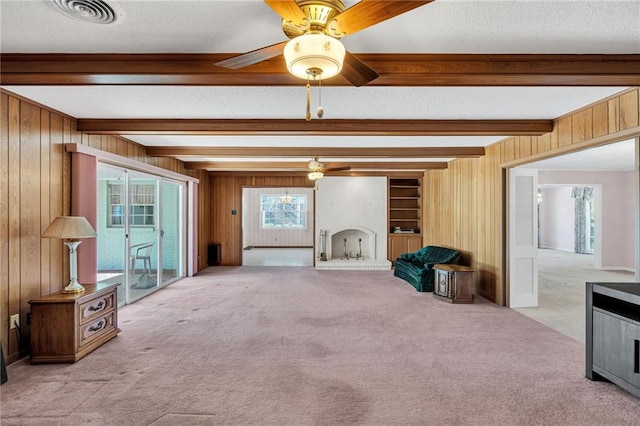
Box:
393 245 461 292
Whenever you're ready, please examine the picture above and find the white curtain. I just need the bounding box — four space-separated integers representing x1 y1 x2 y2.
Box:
571 186 594 254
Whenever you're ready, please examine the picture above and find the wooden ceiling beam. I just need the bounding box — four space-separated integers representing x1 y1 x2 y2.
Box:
207 170 426 178
184 161 448 170
146 146 484 158
2 53 638 86
77 118 552 136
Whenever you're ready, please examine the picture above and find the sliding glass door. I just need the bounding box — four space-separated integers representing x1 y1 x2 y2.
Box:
128 171 159 302
97 164 127 305
97 164 186 305
160 180 184 286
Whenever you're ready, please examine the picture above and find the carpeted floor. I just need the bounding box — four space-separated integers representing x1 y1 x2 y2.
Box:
2 267 639 425
516 249 635 343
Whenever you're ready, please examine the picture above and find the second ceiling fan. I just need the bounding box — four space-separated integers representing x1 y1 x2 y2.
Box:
215 0 433 86
306 157 350 180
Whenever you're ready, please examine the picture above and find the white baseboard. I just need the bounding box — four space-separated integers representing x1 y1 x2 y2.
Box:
593 266 635 273
539 246 575 252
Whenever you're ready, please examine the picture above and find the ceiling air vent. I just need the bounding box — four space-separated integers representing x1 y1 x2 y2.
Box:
52 0 120 24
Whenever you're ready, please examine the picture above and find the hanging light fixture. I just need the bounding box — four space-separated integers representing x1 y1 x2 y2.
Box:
283 32 345 80
284 32 345 121
308 171 324 180
280 188 294 204
307 157 324 180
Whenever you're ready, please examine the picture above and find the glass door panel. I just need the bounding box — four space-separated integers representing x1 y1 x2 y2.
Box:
161 180 185 286
97 164 127 306
128 172 159 302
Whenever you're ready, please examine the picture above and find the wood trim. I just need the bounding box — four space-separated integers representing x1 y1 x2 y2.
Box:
147 146 484 158
209 170 425 178
499 125 640 168
66 143 199 183
246 246 314 249
77 119 553 136
185 161 448 170
2 53 639 86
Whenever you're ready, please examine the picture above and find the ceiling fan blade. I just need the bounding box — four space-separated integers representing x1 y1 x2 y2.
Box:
341 51 379 86
214 40 288 69
329 1 434 37
264 0 306 26
325 166 351 172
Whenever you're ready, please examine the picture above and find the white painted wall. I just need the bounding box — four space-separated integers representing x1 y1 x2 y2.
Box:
538 170 635 270
539 187 574 251
242 187 315 247
315 177 388 261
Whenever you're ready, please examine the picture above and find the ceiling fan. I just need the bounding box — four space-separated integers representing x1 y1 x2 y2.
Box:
307 157 350 180
215 0 433 87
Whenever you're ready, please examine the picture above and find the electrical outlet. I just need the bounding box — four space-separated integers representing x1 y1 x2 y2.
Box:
10 314 19 329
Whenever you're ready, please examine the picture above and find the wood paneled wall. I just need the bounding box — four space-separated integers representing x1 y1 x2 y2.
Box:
210 176 314 266
0 90 211 363
423 88 640 305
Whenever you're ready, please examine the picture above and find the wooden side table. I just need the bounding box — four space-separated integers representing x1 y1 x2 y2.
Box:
29 283 120 363
433 264 474 304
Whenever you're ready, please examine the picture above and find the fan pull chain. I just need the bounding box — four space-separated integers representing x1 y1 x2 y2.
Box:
305 75 311 121
317 78 324 119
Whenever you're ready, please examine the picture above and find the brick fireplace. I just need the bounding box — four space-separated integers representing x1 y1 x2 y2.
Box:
315 177 391 271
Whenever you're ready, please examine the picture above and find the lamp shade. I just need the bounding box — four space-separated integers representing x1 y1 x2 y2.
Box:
42 216 97 240
284 32 345 80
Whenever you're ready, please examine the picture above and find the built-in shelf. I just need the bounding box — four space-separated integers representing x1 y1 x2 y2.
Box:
388 178 422 263
389 178 421 235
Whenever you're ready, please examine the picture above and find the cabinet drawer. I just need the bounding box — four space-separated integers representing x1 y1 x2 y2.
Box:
79 293 114 323
79 312 115 347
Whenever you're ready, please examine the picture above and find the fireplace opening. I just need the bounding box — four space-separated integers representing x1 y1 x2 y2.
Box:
328 227 376 260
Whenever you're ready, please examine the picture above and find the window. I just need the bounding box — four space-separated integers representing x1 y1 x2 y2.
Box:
108 183 155 227
260 194 307 229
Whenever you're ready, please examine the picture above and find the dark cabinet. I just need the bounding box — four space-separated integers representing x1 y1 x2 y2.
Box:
586 282 640 398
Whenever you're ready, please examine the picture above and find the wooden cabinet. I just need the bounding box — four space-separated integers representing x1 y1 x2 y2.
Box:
388 177 422 262
388 234 422 263
29 283 120 363
433 264 475 304
586 282 640 398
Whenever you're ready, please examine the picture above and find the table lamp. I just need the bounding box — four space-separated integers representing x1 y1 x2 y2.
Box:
42 216 97 293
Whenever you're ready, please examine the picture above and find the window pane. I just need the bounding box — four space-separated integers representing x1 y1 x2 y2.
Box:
260 193 307 228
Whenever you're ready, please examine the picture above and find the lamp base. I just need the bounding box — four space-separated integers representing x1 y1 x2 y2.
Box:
63 280 85 294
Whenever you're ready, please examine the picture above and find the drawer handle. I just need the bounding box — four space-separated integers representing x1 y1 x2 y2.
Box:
88 320 106 333
88 301 105 312
635 339 639 374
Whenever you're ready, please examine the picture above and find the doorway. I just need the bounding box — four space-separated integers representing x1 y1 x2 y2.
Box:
241 187 315 266
508 138 639 340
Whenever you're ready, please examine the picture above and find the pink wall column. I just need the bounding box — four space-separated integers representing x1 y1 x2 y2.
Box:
71 152 98 284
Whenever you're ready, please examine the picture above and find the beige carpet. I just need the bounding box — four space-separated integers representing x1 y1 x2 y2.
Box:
516 249 635 343
1 267 639 425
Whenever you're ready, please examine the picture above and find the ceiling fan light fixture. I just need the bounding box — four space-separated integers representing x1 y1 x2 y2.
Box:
284 32 345 80
308 171 324 180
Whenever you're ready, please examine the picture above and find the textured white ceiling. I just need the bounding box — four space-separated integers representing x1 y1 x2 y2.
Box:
524 139 637 171
1 0 638 169
1 0 638 54
4 86 625 120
